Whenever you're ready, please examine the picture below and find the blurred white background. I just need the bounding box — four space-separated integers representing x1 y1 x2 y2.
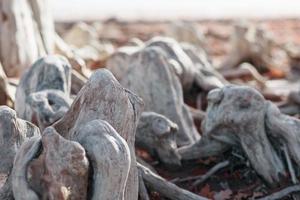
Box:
51 0 300 21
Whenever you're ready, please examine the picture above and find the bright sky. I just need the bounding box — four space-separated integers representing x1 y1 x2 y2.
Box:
51 0 300 21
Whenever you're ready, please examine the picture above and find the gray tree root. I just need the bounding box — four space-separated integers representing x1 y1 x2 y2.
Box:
106 46 142 81
12 136 41 200
75 120 131 200
0 106 39 199
179 85 300 187
219 23 275 73
146 36 226 91
11 69 142 200
137 163 209 200
26 127 89 200
53 69 143 200
136 112 181 167
0 106 40 174
15 55 72 130
121 46 199 146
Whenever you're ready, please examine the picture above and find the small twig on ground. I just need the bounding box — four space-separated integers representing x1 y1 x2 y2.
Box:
171 160 230 186
171 160 229 184
137 162 209 200
256 185 300 200
191 160 230 188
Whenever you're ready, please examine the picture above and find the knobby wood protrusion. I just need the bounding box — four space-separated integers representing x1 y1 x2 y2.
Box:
11 69 142 200
219 23 275 73
106 45 142 81
15 55 72 130
53 69 143 200
0 106 40 175
121 46 200 146
27 127 89 200
179 85 300 187
146 36 225 91
0 106 40 199
136 112 181 167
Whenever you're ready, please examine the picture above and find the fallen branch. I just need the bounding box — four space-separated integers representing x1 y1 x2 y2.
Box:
221 63 266 87
172 160 229 185
137 162 208 200
256 185 300 200
192 160 230 187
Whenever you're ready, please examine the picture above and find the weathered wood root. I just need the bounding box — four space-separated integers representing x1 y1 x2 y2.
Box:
10 69 143 200
0 106 40 174
219 23 275 73
221 62 266 86
136 112 181 167
15 55 72 129
53 69 143 200
180 85 300 187
27 127 90 200
172 160 229 187
74 120 131 200
0 0 54 77
0 106 40 199
137 163 209 200
146 36 226 91
121 46 199 146
12 136 41 200
192 160 229 187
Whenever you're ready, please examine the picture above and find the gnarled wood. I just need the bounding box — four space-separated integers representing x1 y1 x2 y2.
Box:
121 46 200 146
12 136 41 200
74 120 131 200
180 85 300 186
136 112 181 167
0 106 40 174
147 37 225 92
181 43 227 90
219 23 275 73
137 163 209 200
0 106 39 199
54 69 143 200
203 86 285 185
15 55 72 129
167 21 205 47
27 127 89 200
106 46 141 81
